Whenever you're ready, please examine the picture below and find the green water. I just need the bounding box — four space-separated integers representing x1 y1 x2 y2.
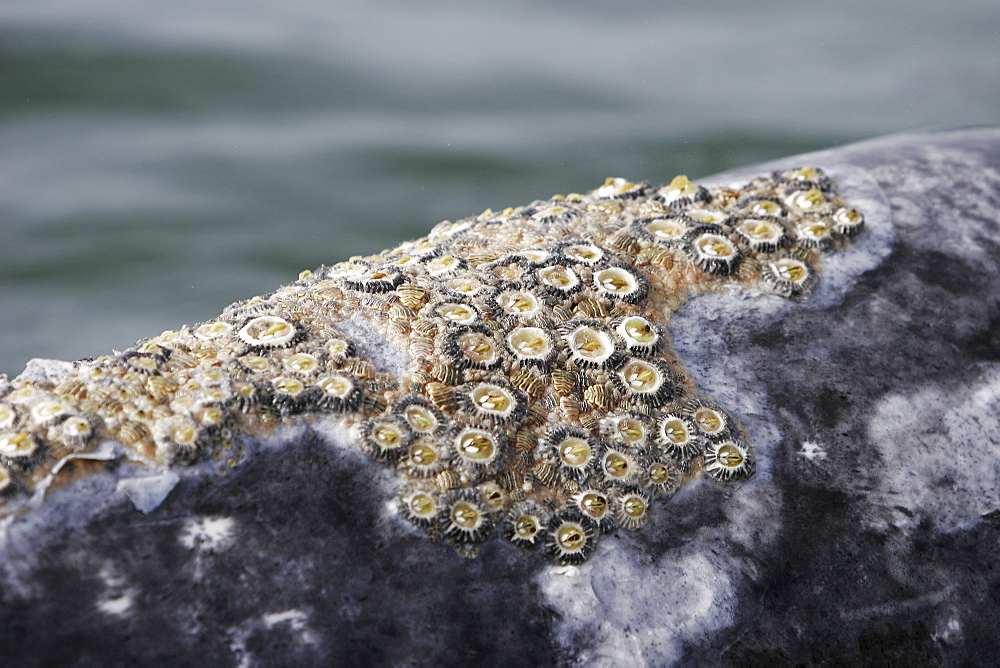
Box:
1 0 998 375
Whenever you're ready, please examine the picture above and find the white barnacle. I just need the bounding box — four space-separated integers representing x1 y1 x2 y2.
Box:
30 399 70 426
658 414 702 460
194 321 233 341
282 352 321 376
466 382 520 422
564 323 616 368
425 255 465 278
506 327 555 365
656 174 708 207
454 427 501 469
0 431 37 459
784 187 828 212
617 491 651 530
438 302 479 326
833 206 865 237
616 358 674 406
559 243 605 265
735 218 787 253
536 265 581 294
495 290 542 318
594 176 644 200
317 374 362 411
614 315 661 353
794 218 834 249
549 427 595 480
0 403 17 430
688 231 741 275
761 257 816 298
238 316 299 348
642 216 689 242
593 265 646 302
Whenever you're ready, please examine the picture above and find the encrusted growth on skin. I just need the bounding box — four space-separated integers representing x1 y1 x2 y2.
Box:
0 167 863 563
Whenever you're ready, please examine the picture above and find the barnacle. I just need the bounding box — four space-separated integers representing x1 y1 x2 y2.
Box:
703 439 754 482
592 265 649 304
1 166 864 565
564 321 617 368
546 513 598 565
503 501 548 547
238 316 301 348
442 490 493 544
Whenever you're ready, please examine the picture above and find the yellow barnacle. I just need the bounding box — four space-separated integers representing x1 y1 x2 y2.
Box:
578 491 609 520
704 440 754 482
515 514 541 539
603 451 631 478
0 464 12 493
616 417 646 444
373 423 404 450
623 495 646 518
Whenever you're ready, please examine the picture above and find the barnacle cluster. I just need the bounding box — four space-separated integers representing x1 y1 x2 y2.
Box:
0 167 863 564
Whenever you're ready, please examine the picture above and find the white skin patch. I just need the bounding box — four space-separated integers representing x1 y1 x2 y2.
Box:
180 516 236 553
798 440 827 462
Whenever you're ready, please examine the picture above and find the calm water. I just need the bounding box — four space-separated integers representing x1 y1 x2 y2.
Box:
1 0 998 375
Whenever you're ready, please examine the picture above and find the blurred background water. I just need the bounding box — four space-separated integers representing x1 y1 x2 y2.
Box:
1 0 998 375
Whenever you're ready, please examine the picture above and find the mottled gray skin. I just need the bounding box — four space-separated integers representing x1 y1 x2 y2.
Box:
2 128 999 666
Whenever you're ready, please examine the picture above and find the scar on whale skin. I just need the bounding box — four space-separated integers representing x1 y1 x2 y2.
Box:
0 167 863 563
